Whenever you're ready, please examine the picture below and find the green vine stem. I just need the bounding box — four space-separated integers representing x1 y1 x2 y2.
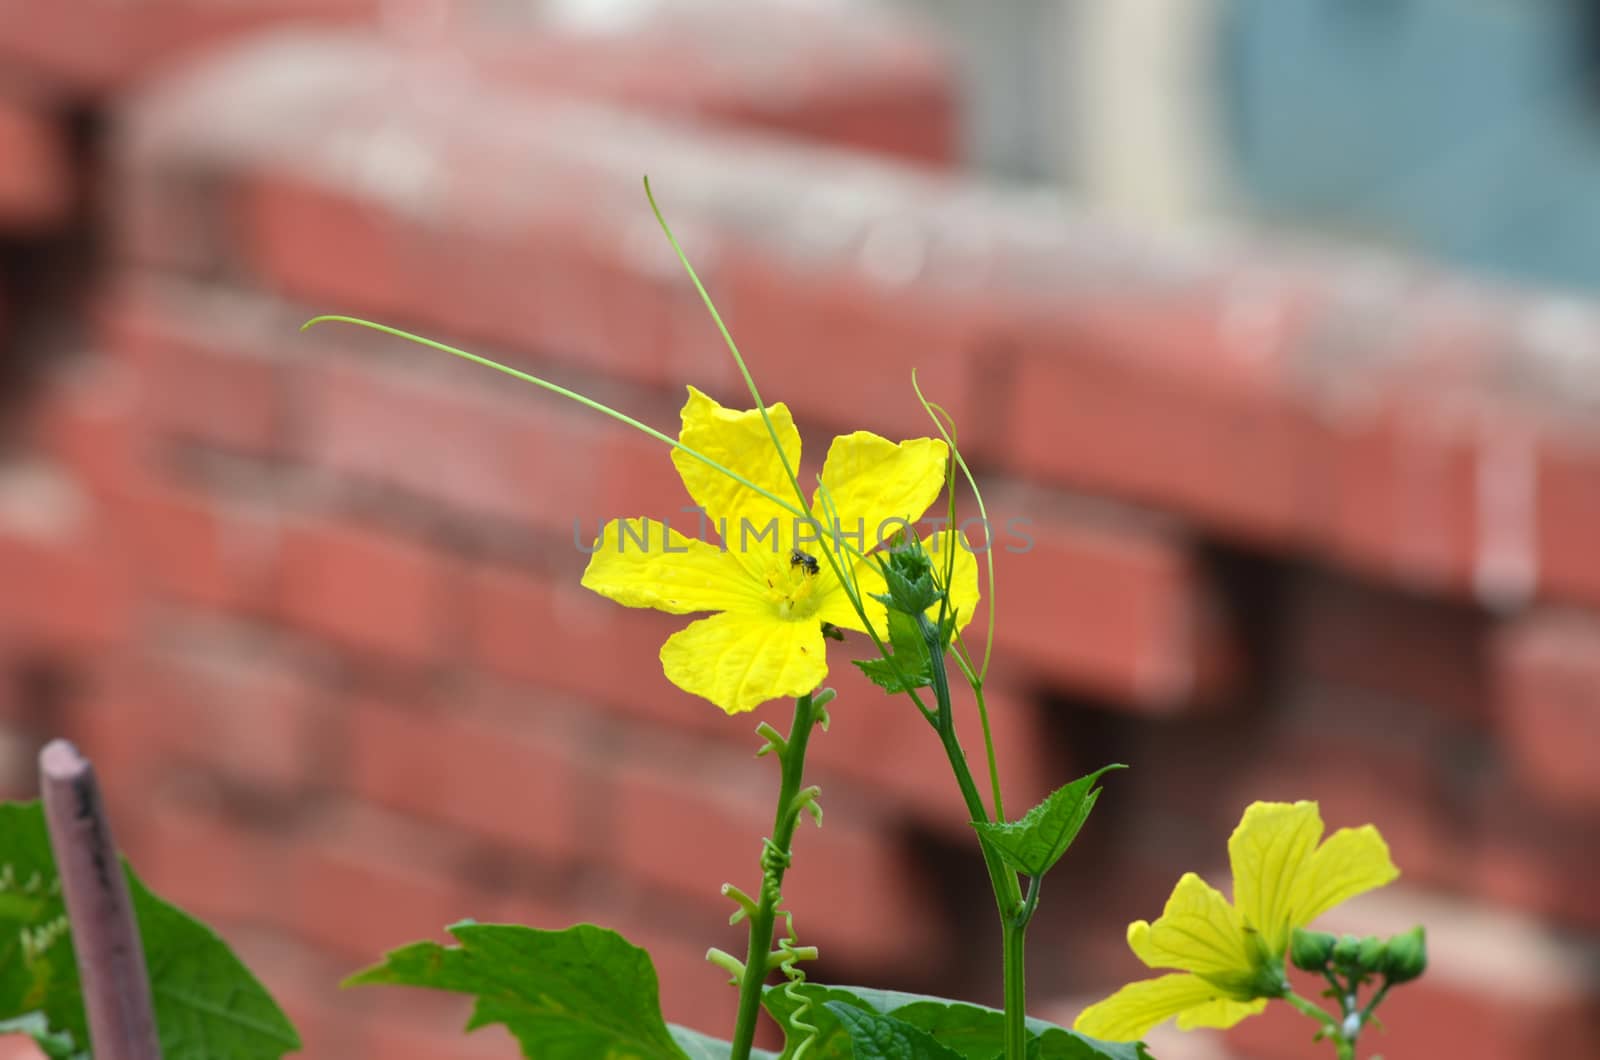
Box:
914 612 1030 1060
728 692 826 1060
1286 990 1356 1059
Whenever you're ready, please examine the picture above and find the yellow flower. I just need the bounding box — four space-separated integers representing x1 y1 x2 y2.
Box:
1074 801 1398 1041
581 386 978 714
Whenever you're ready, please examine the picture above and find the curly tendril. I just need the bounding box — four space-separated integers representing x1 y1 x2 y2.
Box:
774 906 820 1060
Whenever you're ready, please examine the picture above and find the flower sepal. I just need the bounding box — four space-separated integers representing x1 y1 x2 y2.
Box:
1197 931 1289 1003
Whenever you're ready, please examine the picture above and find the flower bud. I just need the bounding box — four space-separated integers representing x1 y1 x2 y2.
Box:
1357 935 1387 974
1381 926 1427 984
1331 933 1362 969
1290 928 1336 972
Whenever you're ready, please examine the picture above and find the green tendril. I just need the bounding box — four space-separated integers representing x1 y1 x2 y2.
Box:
773 906 820 1060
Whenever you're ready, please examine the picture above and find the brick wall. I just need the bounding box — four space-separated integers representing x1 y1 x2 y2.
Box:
1 5 1597 1059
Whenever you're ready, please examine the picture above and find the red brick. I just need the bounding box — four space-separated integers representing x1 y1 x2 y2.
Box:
142 646 337 797
1311 395 1481 595
296 351 688 532
125 787 286 929
605 749 943 970
1281 571 1489 722
468 564 719 731
0 89 70 228
0 1 376 91
124 484 279 610
718 255 987 445
1534 435 1600 607
1004 291 1320 546
279 805 480 961
1502 297 1600 608
0 721 33 802
1492 610 1600 811
0 470 131 653
1468 785 1598 932
989 496 1235 709
275 518 450 662
102 289 289 455
29 356 149 502
1291 293 1516 597
234 172 417 322
57 664 162 804
346 697 587 860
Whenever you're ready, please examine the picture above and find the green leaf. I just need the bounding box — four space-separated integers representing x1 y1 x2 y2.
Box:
853 606 964 695
766 985 1148 1060
824 1003 963 1060
347 921 693 1059
854 609 935 693
0 802 298 1060
971 765 1126 879
669 1024 778 1060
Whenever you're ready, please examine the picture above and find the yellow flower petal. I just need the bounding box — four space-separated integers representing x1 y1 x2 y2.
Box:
812 432 947 554
1128 873 1254 978
1228 801 1323 956
1174 996 1269 1031
671 387 804 571
811 558 882 635
659 610 828 714
1291 824 1399 928
1074 973 1224 1041
924 529 980 633
581 519 765 615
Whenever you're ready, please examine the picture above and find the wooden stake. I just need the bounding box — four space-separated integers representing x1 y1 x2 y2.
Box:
39 739 162 1060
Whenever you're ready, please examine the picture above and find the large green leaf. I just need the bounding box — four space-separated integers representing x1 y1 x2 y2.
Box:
824 1003 964 1060
766 984 1149 1060
0 801 299 1059
971 766 1126 879
348 921 695 1059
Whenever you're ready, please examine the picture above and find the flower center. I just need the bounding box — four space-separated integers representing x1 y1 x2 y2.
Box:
761 555 823 620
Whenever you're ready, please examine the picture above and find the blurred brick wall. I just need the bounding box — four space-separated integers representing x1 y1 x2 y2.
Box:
0 5 1596 1060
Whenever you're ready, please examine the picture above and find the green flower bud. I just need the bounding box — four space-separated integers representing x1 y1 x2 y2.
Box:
1357 935 1387 974
1290 928 1336 972
874 544 940 614
1331 933 1362 969
1381 926 1427 984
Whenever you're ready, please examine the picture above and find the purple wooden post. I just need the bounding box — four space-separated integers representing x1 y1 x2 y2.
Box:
38 739 162 1060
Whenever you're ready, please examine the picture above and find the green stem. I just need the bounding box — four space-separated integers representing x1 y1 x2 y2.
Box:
1286 990 1352 1059
729 694 819 1060
916 613 1028 1060
1002 923 1027 1056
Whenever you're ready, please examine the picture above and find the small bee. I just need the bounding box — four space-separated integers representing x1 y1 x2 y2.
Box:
789 547 820 576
